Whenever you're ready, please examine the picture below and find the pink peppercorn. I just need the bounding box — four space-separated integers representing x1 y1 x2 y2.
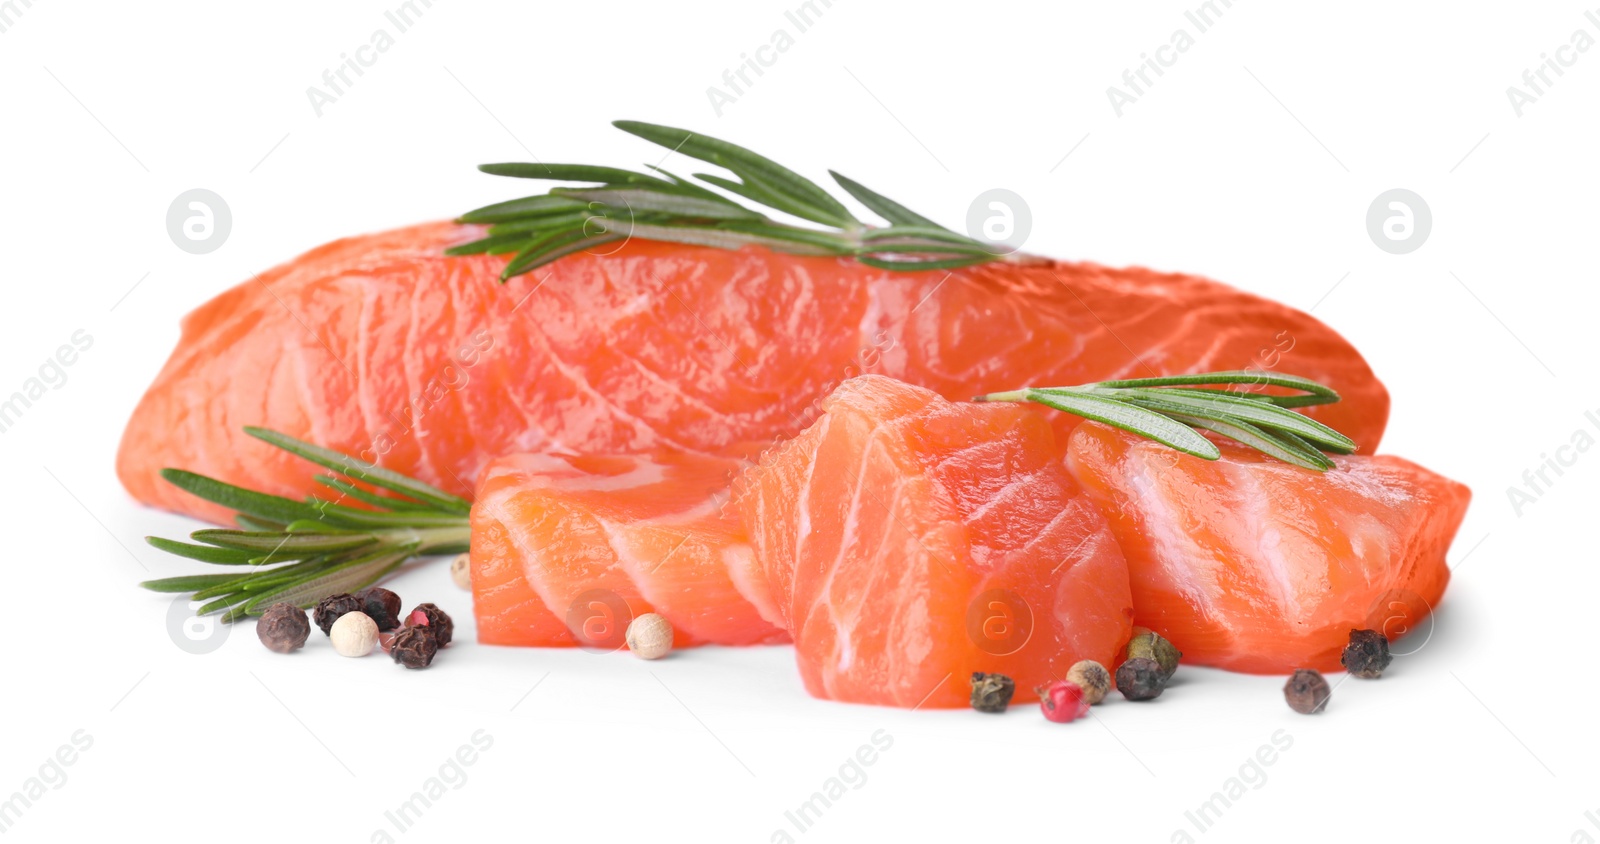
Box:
1037 681 1090 723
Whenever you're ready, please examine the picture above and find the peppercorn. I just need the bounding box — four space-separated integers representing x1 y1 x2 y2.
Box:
256 602 310 653
330 611 379 657
1127 628 1182 680
313 593 362 636
354 587 403 631
1115 657 1167 701
625 613 674 660
1065 660 1111 705
1037 680 1089 723
969 672 1015 713
1284 669 1331 714
407 603 454 646
390 625 439 669
450 553 472 590
1340 628 1392 679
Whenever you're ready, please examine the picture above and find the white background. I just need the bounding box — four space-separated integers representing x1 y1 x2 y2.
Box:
1 1 1596 841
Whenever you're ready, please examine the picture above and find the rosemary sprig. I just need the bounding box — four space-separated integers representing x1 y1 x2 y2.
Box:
449 120 1014 280
975 370 1357 471
140 427 470 622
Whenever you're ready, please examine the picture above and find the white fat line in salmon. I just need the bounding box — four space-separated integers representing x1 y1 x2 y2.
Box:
770 730 894 843
1105 0 1239 117
360 328 494 465
1170 728 1294 842
371 729 494 842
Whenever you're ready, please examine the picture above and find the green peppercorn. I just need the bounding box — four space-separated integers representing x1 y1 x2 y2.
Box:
969 672 1015 713
1127 627 1181 680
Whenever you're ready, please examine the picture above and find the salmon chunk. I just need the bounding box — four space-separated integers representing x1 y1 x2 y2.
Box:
1065 423 1470 673
735 376 1134 708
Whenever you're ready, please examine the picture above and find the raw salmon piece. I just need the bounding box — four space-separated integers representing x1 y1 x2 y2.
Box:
470 452 787 648
470 457 575 647
1064 423 1470 674
118 222 1391 524
734 375 1134 708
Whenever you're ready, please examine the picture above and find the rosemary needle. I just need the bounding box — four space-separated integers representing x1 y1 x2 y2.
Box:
975 370 1357 471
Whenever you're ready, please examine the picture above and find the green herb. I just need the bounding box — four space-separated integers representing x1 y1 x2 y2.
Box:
139 428 470 622
450 120 1019 280
974 370 1356 471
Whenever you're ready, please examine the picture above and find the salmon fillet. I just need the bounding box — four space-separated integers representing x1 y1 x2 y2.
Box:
734 376 1134 708
1064 423 1470 673
117 222 1390 524
469 452 786 648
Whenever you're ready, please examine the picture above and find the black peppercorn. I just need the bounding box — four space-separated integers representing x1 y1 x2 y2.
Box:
313 593 363 636
257 602 310 654
1340 628 1392 679
355 587 403 631
1284 669 1331 714
1115 657 1167 701
969 672 1015 713
390 625 439 669
408 603 454 646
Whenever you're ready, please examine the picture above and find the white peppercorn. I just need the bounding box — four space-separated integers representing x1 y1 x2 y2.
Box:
330 611 379 657
625 613 673 660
